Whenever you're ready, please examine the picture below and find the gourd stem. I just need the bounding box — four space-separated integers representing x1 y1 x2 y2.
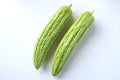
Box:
69 4 72 7
91 10 95 14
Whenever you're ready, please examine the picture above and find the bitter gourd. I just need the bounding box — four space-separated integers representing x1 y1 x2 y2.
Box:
52 11 94 76
33 5 72 69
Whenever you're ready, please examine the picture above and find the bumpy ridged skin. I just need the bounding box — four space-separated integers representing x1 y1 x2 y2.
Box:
52 11 94 76
33 5 72 69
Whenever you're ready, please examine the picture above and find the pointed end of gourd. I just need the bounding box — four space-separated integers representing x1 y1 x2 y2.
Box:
52 69 61 77
52 68 57 76
52 72 57 77
52 64 58 76
34 65 40 70
34 62 40 70
33 58 40 70
52 70 59 77
69 4 72 7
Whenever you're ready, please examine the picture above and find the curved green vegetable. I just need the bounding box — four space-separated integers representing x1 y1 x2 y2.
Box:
52 11 94 76
33 5 72 69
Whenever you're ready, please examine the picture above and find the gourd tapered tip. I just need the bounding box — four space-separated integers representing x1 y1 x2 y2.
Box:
34 63 40 70
52 72 57 76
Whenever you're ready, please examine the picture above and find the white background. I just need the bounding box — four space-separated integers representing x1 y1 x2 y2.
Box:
0 0 120 80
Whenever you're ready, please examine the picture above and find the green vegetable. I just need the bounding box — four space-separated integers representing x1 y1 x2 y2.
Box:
33 5 72 69
52 11 94 76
